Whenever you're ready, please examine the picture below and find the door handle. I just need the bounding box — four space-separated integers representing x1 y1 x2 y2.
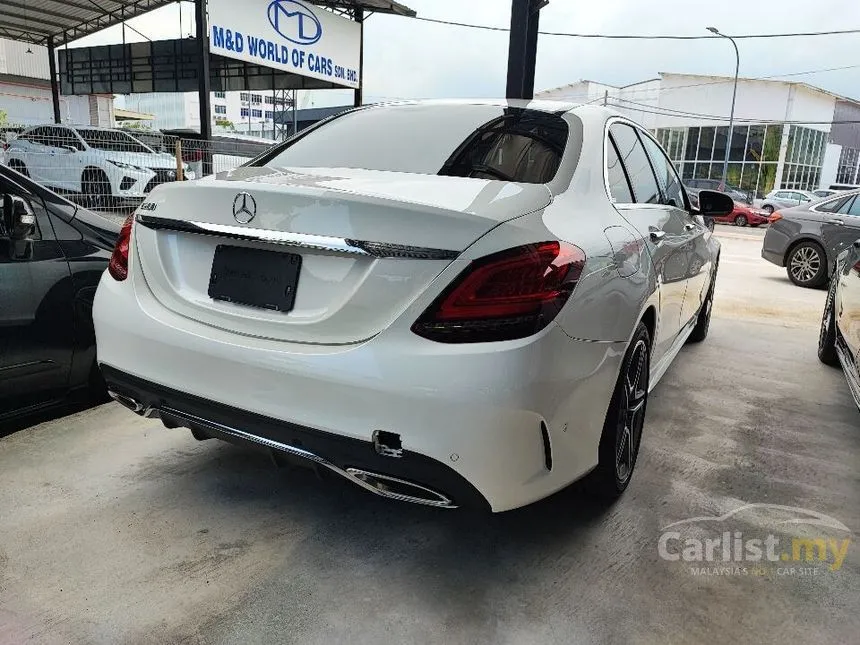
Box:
829 219 844 226
684 223 696 231
650 230 666 242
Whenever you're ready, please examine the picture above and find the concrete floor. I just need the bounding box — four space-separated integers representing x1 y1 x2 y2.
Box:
1 225 858 645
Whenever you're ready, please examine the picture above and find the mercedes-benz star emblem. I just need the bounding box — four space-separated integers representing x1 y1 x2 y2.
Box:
232 192 257 224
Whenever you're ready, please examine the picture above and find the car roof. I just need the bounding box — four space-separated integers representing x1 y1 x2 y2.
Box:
362 98 641 122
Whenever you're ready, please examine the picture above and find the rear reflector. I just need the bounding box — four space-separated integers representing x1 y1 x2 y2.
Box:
412 241 586 343
108 216 133 281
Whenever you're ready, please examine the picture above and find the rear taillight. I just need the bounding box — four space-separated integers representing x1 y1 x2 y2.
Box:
108 216 133 281
768 212 783 223
412 241 586 343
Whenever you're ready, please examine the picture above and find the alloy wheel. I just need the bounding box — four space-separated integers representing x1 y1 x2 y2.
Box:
789 246 821 284
615 338 648 484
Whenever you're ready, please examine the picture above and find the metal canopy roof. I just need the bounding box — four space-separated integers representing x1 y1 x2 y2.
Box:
0 0 415 47
0 0 176 46
314 0 416 16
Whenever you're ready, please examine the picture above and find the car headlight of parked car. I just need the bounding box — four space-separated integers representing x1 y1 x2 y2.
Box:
107 159 146 172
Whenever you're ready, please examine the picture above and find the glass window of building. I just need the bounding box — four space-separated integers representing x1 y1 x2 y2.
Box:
780 126 827 191
836 147 860 185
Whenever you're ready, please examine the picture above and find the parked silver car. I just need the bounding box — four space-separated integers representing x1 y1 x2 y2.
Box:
761 189 860 287
760 189 816 214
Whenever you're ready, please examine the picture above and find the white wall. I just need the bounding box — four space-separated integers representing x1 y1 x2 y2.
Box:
121 93 190 130
0 80 113 127
821 143 843 189
0 38 50 80
654 74 835 134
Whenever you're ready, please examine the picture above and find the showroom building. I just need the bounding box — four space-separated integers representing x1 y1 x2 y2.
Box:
537 73 860 198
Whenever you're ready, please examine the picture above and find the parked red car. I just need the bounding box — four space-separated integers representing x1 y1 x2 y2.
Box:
713 202 770 227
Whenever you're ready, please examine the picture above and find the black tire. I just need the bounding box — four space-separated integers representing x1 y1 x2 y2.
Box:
8 159 29 177
592 322 651 498
786 241 828 288
734 215 747 227
688 258 718 344
818 276 839 366
762 204 774 214
82 168 113 210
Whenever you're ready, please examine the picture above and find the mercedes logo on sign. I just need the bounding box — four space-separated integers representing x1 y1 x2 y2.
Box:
232 192 257 224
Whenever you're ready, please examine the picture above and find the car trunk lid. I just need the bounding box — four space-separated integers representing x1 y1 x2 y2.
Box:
133 166 551 345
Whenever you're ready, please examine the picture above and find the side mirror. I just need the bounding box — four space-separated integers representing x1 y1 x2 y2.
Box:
64 145 78 153
2 194 36 240
697 190 734 217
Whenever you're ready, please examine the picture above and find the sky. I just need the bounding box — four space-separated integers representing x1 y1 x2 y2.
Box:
72 0 860 110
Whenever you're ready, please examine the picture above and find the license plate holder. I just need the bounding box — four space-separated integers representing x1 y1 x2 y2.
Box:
208 245 301 312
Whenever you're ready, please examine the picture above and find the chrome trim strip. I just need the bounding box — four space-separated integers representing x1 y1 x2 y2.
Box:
136 214 460 260
156 405 458 509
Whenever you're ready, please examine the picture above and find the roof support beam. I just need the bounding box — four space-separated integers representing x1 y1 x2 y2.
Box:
0 20 53 36
0 10 70 31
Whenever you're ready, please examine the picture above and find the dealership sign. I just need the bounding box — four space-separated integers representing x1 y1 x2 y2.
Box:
208 0 361 88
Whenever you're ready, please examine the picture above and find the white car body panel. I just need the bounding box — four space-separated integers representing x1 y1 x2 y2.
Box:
94 101 720 511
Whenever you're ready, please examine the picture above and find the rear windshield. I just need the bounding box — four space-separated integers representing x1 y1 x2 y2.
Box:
258 104 570 184
79 129 154 154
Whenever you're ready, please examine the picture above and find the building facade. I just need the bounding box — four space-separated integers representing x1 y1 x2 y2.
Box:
538 73 860 198
120 90 290 138
0 38 114 128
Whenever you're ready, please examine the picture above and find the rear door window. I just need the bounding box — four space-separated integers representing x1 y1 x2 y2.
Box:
606 138 633 203
609 123 660 204
844 196 860 216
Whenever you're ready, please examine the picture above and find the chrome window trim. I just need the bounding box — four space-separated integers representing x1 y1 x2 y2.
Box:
136 214 460 260
603 115 682 209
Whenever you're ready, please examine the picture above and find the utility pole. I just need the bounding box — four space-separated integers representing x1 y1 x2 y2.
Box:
707 27 740 191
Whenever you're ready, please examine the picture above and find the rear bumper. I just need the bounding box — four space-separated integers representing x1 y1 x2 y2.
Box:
761 248 784 266
94 268 625 512
761 226 791 267
101 365 489 510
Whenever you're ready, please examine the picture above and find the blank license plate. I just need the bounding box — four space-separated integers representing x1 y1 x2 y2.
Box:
208 245 301 312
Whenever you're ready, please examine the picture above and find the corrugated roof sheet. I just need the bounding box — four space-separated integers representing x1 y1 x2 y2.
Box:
0 0 415 46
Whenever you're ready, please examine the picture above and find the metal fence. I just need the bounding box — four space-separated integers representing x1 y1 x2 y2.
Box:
0 127 276 214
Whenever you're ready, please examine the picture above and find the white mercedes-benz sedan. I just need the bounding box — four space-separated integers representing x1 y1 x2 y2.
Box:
94 100 732 512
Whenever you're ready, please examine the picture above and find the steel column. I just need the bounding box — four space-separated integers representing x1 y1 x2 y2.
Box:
354 7 364 107
506 0 543 100
47 36 61 123
195 0 212 174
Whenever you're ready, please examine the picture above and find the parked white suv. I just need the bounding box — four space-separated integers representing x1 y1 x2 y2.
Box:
4 125 194 207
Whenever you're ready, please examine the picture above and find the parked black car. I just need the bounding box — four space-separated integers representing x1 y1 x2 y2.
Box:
819 242 860 412
761 189 860 288
0 163 119 422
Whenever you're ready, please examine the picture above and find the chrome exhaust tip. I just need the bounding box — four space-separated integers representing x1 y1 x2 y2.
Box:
345 468 457 509
109 390 144 413
108 391 158 418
